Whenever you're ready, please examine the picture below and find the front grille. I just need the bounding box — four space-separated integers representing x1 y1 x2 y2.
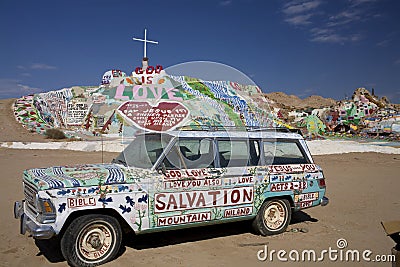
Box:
24 182 38 215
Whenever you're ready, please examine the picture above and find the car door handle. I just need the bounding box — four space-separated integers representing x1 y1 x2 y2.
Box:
209 169 222 175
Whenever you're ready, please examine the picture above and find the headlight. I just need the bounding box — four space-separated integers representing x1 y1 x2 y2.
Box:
36 198 56 223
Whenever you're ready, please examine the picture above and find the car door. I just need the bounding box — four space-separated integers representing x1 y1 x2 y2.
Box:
214 138 261 219
153 137 221 228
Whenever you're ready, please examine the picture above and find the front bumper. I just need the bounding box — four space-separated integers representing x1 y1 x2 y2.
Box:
14 200 55 239
320 196 329 206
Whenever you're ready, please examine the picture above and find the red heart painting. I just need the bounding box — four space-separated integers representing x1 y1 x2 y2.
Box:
118 101 189 132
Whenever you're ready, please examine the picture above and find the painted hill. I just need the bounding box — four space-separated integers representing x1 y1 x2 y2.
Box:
13 74 282 138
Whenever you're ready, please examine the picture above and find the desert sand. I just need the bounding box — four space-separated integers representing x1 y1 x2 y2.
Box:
0 99 399 267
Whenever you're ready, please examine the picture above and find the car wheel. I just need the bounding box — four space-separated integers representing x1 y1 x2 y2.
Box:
252 199 291 236
60 214 122 267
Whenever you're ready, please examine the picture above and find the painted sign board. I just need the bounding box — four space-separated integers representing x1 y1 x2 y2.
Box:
118 101 189 132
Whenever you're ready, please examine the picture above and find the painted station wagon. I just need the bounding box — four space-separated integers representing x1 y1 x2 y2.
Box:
14 127 329 266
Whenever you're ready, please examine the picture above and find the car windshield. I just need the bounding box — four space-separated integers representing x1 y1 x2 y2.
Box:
112 133 172 169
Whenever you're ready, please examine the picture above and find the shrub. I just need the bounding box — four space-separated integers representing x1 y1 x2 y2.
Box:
45 128 66 139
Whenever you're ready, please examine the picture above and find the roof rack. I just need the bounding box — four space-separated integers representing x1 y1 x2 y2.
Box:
247 127 303 136
247 127 290 133
176 125 301 134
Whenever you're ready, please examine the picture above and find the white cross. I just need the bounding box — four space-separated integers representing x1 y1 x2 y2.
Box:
132 29 158 59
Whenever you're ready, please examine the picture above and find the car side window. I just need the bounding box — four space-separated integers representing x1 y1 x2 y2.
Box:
162 138 214 170
218 139 260 168
263 140 308 165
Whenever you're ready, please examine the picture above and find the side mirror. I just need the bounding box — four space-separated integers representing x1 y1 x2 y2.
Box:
157 163 167 175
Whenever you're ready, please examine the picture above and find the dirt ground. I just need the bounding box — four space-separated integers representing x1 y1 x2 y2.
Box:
0 99 399 266
0 150 399 267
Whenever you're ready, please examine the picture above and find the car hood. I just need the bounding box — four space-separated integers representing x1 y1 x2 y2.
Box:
23 163 152 190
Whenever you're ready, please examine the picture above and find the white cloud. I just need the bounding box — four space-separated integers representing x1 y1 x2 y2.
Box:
350 0 378 7
376 39 390 47
311 32 363 44
16 63 57 70
311 33 347 44
310 27 333 35
282 0 379 44
16 83 41 92
283 0 321 15
376 32 399 47
282 0 321 26
372 13 382 18
327 10 362 27
285 14 313 26
0 78 42 99
394 59 400 66
219 0 232 6
30 63 57 70
350 33 363 42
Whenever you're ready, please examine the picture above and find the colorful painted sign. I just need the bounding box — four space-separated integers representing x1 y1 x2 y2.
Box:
224 206 253 218
164 178 222 189
66 102 91 126
132 65 164 85
118 101 189 132
268 164 318 174
102 70 125 85
154 187 254 213
299 201 313 208
163 169 209 180
67 197 96 208
158 212 211 226
270 181 308 192
294 192 319 203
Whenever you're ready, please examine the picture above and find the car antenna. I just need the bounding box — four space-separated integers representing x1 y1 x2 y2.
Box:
101 132 104 164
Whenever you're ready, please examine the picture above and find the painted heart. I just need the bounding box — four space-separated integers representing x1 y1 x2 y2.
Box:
118 101 189 132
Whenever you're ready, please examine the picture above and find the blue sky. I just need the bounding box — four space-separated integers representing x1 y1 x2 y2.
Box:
0 0 399 103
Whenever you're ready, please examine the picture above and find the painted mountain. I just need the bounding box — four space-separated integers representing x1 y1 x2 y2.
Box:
14 71 282 138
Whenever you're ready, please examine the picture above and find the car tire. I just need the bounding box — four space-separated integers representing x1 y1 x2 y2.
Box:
252 198 291 236
60 214 122 267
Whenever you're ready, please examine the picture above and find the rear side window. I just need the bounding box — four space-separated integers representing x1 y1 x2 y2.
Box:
264 140 308 165
218 139 260 167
